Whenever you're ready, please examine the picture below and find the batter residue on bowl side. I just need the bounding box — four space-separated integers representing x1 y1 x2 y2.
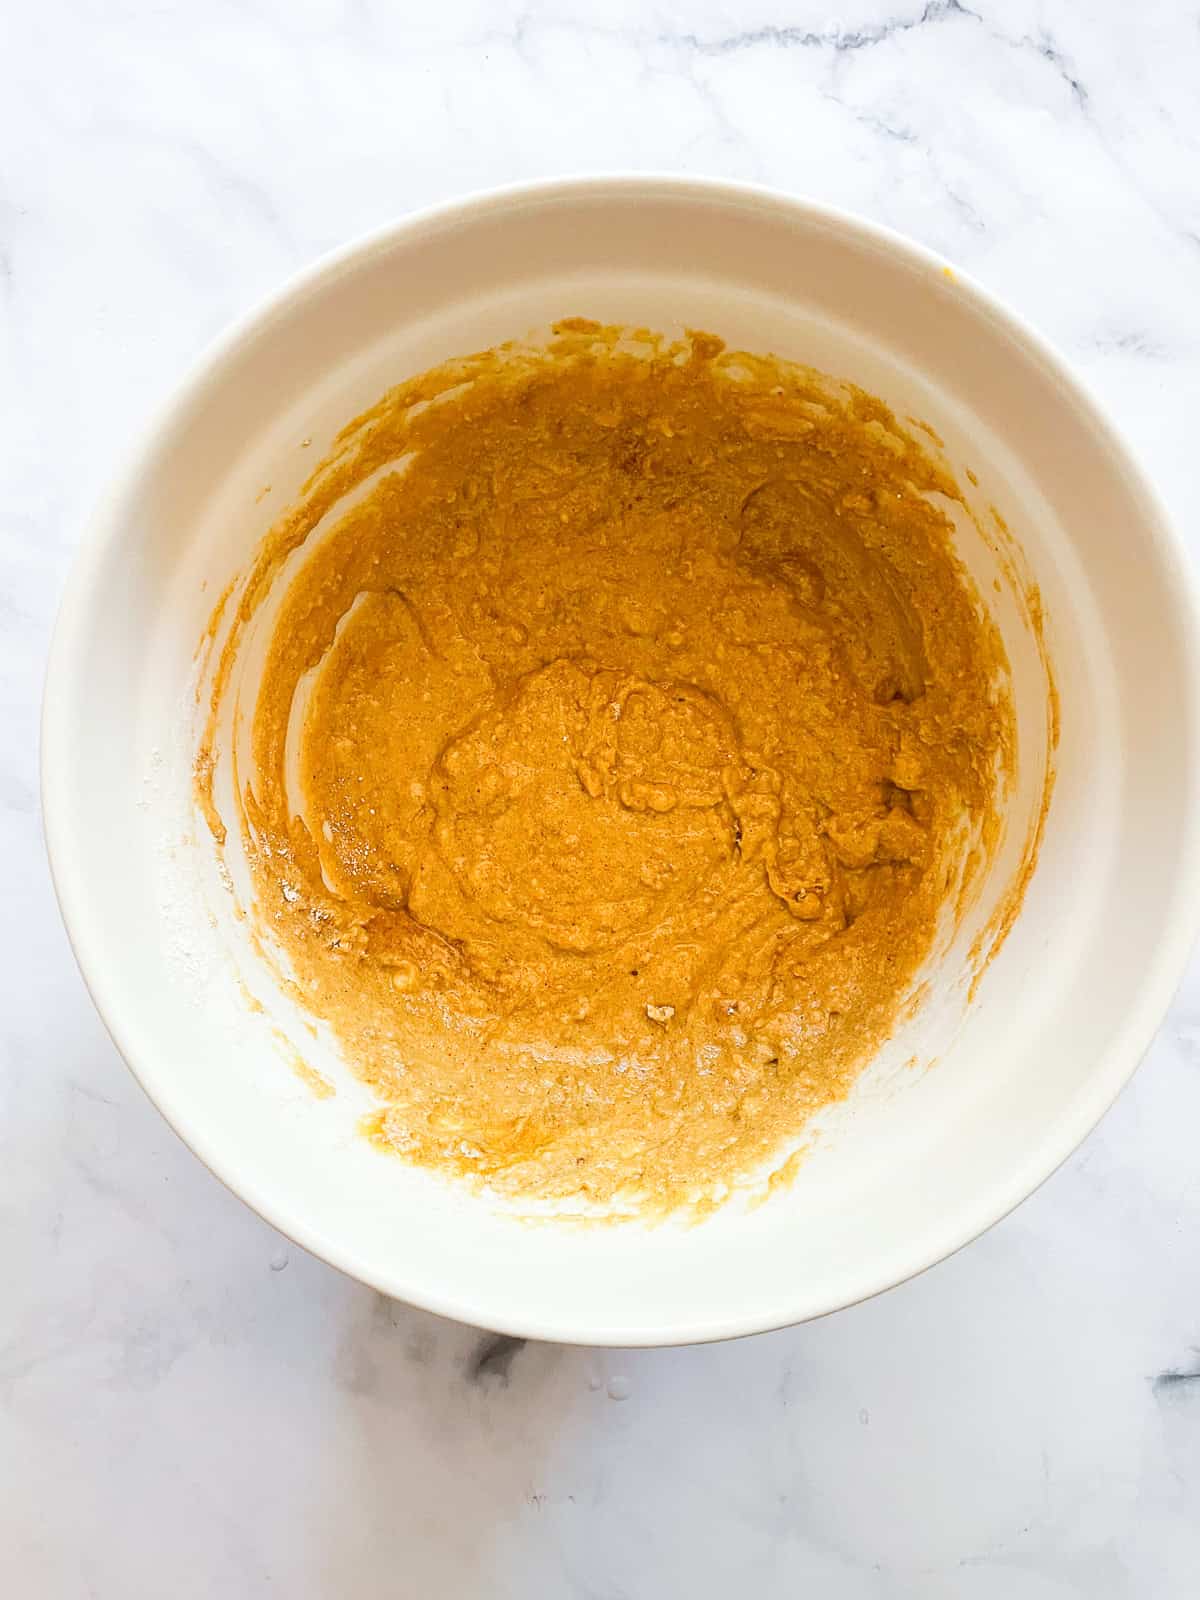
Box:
197 320 1015 1213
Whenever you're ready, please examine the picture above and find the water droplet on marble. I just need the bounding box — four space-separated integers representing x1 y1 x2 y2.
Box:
269 1251 289 1272
607 1375 631 1401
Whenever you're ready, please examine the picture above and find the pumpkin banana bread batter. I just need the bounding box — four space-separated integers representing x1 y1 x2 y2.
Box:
198 321 1013 1213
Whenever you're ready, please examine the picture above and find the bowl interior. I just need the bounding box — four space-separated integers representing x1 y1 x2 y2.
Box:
44 181 1200 1343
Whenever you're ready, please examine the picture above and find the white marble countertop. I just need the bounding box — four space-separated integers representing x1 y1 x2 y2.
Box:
6 2 1200 1593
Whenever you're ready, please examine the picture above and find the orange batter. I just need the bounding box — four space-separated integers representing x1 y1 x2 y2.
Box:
197 321 1013 1212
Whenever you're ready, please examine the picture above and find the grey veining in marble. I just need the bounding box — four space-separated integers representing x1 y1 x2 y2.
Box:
4 2 1200 1594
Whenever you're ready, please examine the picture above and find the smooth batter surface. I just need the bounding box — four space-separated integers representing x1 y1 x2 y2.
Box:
198 321 1013 1213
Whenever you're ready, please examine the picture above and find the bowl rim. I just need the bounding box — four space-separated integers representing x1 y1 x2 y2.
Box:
41 173 1200 1346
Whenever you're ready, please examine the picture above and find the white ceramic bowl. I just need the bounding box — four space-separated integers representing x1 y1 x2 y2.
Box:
43 178 1200 1345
